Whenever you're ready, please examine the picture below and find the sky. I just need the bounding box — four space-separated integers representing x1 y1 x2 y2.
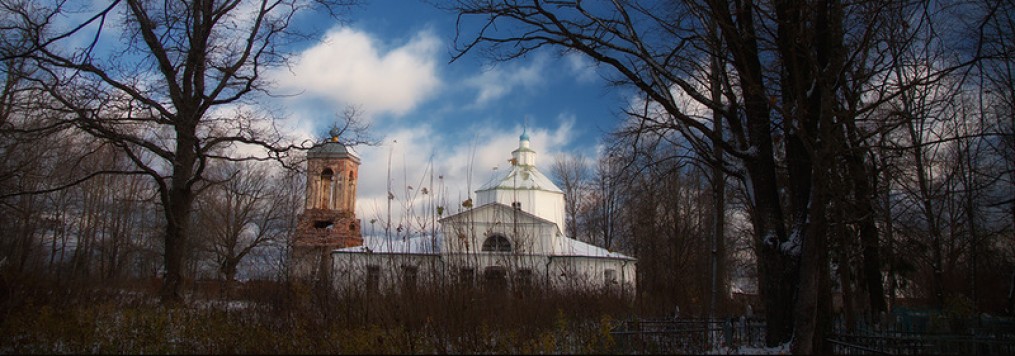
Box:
265 1 636 230
47 0 636 234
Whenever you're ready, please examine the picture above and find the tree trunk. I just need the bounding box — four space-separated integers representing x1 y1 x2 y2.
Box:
856 172 887 317
882 170 898 312
747 148 796 345
715 0 797 339
844 140 887 316
160 125 198 305
709 30 728 319
837 237 856 332
792 177 833 354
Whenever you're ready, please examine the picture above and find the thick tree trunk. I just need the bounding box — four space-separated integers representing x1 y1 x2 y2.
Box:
792 178 833 354
846 149 887 316
160 126 198 305
747 154 796 346
162 211 186 304
708 0 799 343
837 239 856 332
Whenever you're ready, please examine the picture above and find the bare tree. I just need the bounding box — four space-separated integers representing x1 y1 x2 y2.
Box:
588 152 624 250
550 153 589 240
194 160 292 283
2 0 357 304
448 0 986 351
977 0 1015 314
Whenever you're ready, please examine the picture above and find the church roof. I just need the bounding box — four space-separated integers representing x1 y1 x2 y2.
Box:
439 202 557 226
553 237 635 260
475 126 561 193
308 140 360 161
334 231 634 260
335 234 440 254
477 165 562 193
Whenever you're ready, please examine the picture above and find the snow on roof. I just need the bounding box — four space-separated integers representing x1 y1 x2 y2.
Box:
335 232 634 261
439 202 556 226
336 234 440 254
553 237 635 260
478 165 563 193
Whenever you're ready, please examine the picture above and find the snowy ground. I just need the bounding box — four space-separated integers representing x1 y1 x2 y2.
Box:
707 343 791 355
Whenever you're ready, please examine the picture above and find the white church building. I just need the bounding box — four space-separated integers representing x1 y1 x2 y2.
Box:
323 129 636 296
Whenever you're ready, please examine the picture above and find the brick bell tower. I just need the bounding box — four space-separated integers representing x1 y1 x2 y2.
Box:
292 128 363 281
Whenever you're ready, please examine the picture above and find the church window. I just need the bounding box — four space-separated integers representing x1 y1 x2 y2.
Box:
320 168 334 209
366 265 380 292
483 266 507 292
349 223 356 231
604 269 618 285
402 265 418 293
482 233 512 252
314 220 333 229
511 201 521 209
458 267 475 288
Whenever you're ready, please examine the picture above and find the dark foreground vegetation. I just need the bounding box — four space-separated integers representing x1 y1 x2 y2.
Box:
0 275 629 354
3 1 1015 354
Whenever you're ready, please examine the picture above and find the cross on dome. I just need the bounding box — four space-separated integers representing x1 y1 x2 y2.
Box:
329 126 341 142
520 117 531 141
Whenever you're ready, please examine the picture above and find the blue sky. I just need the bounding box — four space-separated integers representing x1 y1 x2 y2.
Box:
266 1 635 227
53 0 633 230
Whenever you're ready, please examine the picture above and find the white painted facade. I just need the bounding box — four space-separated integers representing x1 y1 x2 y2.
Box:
330 130 636 296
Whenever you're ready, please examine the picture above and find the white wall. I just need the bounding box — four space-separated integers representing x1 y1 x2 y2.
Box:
440 204 558 255
331 250 636 297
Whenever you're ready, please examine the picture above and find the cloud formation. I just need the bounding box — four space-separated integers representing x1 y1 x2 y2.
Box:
463 56 547 107
564 53 599 83
274 27 442 117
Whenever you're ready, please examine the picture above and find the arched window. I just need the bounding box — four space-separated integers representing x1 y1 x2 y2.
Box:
482 233 512 252
320 168 334 209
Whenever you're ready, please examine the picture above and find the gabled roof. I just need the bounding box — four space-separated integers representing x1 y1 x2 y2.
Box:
439 202 557 226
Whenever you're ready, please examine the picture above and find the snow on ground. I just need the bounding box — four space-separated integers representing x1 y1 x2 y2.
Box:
708 342 791 355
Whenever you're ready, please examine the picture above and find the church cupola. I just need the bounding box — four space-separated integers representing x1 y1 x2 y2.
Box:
475 125 566 235
512 127 536 167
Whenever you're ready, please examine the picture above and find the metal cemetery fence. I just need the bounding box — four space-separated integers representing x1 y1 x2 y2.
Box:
611 314 1015 354
825 311 1015 355
826 333 1015 355
609 318 766 354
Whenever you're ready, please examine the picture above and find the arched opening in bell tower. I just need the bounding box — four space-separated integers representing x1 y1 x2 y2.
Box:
320 168 334 209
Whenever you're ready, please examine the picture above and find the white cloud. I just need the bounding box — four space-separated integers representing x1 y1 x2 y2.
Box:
564 53 599 83
273 27 442 117
464 56 547 107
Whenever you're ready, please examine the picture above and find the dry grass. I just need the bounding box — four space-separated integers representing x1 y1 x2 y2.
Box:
0 274 632 354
